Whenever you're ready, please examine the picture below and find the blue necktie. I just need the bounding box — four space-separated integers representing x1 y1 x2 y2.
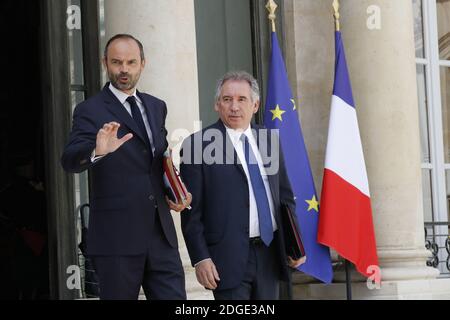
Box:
127 96 153 162
241 134 273 246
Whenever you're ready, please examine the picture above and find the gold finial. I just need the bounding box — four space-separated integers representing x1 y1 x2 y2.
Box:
333 0 340 32
266 0 278 33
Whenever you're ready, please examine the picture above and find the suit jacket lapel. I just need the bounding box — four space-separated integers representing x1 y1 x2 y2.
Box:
102 85 149 146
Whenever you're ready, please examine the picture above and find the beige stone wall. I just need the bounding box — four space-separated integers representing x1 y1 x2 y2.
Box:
284 0 335 195
104 0 200 138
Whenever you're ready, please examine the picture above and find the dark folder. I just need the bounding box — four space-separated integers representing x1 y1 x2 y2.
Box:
281 204 305 260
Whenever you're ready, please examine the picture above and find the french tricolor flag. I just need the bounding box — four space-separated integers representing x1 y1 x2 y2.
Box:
318 31 379 278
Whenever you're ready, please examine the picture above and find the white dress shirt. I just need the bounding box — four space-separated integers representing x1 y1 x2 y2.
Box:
91 84 155 162
225 125 278 238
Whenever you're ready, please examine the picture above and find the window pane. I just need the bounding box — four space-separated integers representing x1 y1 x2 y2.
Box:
413 0 425 58
441 67 450 163
417 65 431 163
194 0 254 127
446 171 450 222
99 0 108 85
437 0 450 60
67 0 85 85
71 91 85 113
422 169 433 222
74 171 89 211
71 90 89 216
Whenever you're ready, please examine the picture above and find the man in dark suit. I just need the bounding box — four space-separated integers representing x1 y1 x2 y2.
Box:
61 34 191 300
180 71 306 300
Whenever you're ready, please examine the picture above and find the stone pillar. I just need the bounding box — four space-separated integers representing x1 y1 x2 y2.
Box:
283 0 334 185
104 0 212 299
103 0 200 136
287 0 450 299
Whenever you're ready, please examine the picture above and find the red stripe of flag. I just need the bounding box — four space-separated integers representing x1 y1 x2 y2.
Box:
318 169 378 277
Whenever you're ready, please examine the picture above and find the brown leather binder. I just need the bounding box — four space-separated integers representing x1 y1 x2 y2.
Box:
281 204 305 260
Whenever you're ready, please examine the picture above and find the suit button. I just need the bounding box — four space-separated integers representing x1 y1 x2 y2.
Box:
143 149 148 154
149 195 155 201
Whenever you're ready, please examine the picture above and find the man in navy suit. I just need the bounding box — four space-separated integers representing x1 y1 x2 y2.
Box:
61 34 191 300
180 71 306 300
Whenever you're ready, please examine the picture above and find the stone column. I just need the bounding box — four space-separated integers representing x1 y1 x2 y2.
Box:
104 0 212 299
287 0 450 299
103 0 200 136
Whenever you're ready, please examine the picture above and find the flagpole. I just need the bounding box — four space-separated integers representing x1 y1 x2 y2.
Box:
333 0 340 32
265 0 293 299
345 259 352 300
266 0 278 33
333 0 353 300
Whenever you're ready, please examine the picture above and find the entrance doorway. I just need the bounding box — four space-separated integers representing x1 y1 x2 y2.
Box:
0 0 49 300
0 0 104 300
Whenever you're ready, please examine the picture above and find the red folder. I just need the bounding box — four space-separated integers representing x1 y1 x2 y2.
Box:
162 150 191 209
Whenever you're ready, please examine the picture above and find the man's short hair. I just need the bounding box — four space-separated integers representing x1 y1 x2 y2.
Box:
104 34 145 61
215 71 260 103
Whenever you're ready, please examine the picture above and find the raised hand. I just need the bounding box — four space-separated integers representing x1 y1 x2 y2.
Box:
95 122 133 156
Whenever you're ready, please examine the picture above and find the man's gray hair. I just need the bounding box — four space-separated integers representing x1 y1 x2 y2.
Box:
215 71 260 103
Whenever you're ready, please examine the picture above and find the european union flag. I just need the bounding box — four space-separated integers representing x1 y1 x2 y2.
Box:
264 32 333 284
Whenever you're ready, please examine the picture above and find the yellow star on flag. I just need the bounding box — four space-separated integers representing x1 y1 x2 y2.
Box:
270 105 286 122
305 195 319 212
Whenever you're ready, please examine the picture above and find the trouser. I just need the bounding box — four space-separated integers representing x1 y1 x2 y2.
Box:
213 237 281 300
91 214 186 300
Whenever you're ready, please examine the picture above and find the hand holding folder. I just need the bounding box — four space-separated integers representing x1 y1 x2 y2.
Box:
163 149 192 210
281 204 305 261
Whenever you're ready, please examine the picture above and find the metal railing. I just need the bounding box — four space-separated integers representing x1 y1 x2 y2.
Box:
424 221 450 277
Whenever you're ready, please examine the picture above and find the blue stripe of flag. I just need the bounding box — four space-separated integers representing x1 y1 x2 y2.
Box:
333 32 355 108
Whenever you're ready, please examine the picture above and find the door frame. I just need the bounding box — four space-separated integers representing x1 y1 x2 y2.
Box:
40 0 100 300
40 0 77 300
